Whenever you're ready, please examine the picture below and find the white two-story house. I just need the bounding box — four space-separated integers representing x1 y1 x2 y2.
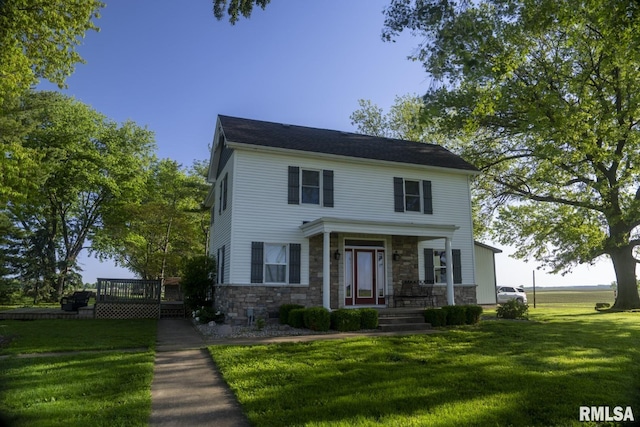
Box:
205 115 488 324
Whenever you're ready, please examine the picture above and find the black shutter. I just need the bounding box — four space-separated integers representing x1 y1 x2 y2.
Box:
222 173 228 211
424 248 434 284
453 249 462 284
393 177 404 212
422 180 432 214
288 166 300 204
289 243 301 284
250 242 264 283
322 170 334 207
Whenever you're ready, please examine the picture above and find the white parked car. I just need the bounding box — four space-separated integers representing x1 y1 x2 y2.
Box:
497 286 528 304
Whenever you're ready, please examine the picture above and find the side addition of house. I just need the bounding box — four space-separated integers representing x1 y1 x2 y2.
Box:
204 115 484 324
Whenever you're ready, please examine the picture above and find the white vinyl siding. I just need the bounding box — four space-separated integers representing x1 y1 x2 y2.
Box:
224 149 475 286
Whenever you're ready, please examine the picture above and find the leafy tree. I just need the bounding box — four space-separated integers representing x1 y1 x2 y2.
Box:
383 0 640 309
350 95 488 237
4 91 154 299
95 159 210 280
0 0 103 105
212 0 270 24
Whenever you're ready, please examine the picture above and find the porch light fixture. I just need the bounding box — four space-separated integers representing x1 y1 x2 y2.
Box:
393 251 400 261
334 249 341 260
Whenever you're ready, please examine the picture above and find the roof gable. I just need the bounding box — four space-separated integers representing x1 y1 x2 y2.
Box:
218 115 478 173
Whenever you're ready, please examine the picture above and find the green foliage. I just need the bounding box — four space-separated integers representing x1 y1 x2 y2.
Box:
287 308 306 329
255 317 266 331
279 304 304 324
442 305 467 326
181 256 216 310
330 309 361 332
463 305 483 325
0 1 104 105
424 308 448 327
303 307 331 332
0 279 21 304
382 0 640 309
213 0 270 24
1 91 155 299
358 308 379 329
96 158 211 280
193 306 222 324
497 300 529 320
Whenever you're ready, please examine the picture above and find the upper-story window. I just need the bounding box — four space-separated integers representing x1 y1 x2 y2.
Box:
288 166 333 207
218 173 228 215
394 177 432 214
301 170 320 204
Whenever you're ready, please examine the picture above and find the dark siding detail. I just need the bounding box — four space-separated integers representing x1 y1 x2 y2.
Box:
424 248 434 284
289 243 301 284
453 249 462 284
288 166 300 204
393 177 404 212
422 180 433 214
250 242 264 283
322 170 334 207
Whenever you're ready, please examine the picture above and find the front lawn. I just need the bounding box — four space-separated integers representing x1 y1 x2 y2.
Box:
0 319 157 426
209 308 640 426
0 319 157 354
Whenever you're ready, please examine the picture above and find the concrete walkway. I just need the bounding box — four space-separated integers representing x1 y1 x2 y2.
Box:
149 319 251 427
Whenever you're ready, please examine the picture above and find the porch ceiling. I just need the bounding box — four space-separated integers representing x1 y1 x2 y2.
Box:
299 217 458 240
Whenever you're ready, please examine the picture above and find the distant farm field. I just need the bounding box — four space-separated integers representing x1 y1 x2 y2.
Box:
528 289 614 307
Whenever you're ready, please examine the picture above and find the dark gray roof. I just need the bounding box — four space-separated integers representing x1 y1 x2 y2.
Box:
219 115 478 172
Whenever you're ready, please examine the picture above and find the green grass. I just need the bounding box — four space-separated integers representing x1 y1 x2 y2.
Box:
0 351 155 427
0 319 157 355
0 319 157 426
528 290 614 308
209 308 640 426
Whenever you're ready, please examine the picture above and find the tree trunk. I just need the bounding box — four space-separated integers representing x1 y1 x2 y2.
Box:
610 246 640 310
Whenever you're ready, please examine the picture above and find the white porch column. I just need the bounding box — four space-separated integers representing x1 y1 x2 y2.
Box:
322 231 331 310
445 237 455 305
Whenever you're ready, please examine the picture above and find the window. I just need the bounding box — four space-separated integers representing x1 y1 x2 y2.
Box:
218 173 228 214
394 177 432 214
301 170 320 204
404 180 421 212
264 243 287 283
251 242 301 284
288 166 334 207
217 246 225 284
424 248 462 284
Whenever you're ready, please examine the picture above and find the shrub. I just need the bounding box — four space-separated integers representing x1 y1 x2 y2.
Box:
442 305 467 325
287 308 306 328
182 255 216 310
424 308 447 327
303 307 331 331
497 299 529 319
359 308 379 329
331 309 361 331
464 305 483 324
279 304 304 324
193 306 223 324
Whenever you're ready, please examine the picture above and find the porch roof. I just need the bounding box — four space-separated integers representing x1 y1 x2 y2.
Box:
299 217 459 241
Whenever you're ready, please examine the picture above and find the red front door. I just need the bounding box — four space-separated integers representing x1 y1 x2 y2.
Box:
344 248 386 306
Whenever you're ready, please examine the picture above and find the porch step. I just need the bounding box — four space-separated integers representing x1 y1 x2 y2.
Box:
377 308 430 332
160 303 185 318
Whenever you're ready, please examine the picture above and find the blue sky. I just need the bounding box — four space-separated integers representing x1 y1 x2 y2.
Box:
40 0 617 287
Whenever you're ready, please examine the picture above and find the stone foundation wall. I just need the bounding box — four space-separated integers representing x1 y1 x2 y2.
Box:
391 235 419 284
214 284 322 325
